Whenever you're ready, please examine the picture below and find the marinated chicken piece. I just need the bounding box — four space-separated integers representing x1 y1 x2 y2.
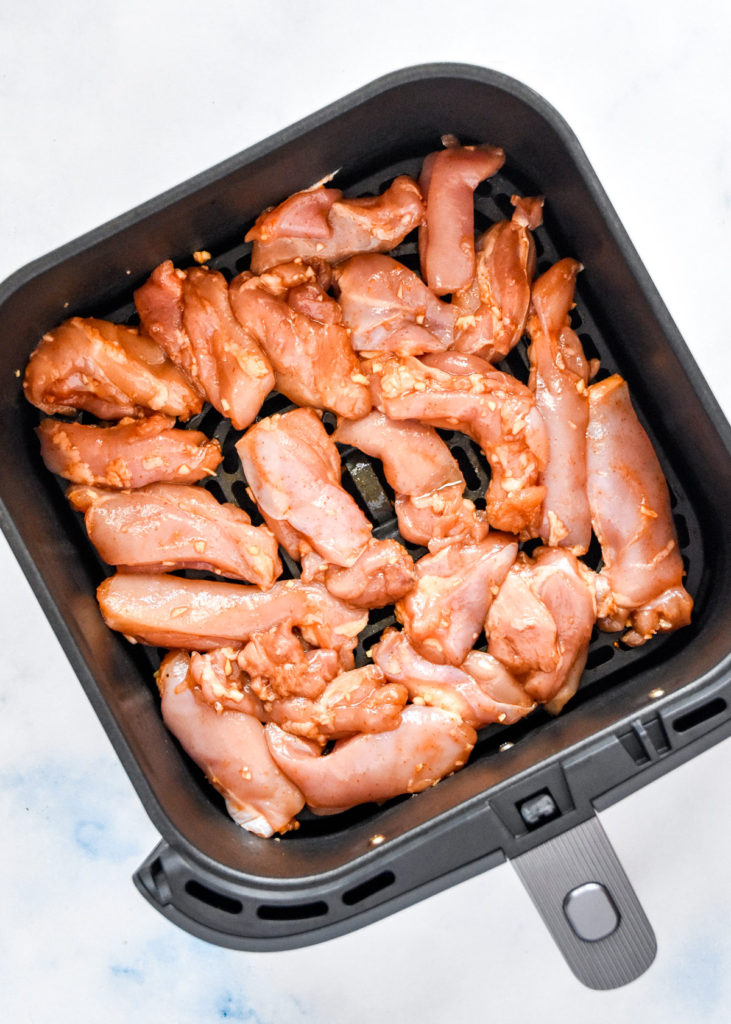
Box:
188 647 265 716
189 636 405 747
255 510 308 564
334 409 461 496
396 533 518 665
373 629 535 728
301 539 415 609
452 195 544 361
419 138 506 295
238 408 415 606
266 705 476 813
527 258 592 554
23 317 203 421
237 622 345 701
394 487 486 550
486 547 596 711
249 186 341 245
134 261 274 430
229 262 371 419
37 415 222 488
237 407 372 567
68 482 281 587
587 374 693 645
189 642 383 744
333 254 457 355
158 651 304 836
367 351 547 534
333 411 487 548
262 665 408 745
246 176 424 273
97 574 367 654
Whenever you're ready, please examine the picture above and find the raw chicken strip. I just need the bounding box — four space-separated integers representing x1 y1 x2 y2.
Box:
586 374 692 645
134 261 274 430
190 624 404 744
261 665 408 745
188 647 266 716
23 317 203 421
373 629 535 728
396 533 518 665
238 408 415 607
97 574 367 654
394 487 487 550
37 415 222 488
229 262 371 419
452 195 544 361
266 705 476 813
237 407 372 567
333 254 457 354
158 651 304 836
333 410 487 548
301 540 415 610
246 176 424 273
419 139 505 295
367 351 547 534
527 258 592 553
69 482 281 587
237 622 346 701
486 547 596 711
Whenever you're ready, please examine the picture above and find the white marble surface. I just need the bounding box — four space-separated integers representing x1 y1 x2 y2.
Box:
1 2 730 1021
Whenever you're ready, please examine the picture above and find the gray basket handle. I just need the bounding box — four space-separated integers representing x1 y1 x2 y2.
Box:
511 815 656 989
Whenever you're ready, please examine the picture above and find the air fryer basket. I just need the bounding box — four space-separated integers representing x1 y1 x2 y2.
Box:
1 65 729 989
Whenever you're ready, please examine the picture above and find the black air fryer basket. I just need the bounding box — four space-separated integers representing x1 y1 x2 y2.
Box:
1 65 730 990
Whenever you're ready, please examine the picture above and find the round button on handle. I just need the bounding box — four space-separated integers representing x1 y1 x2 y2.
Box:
564 881 620 942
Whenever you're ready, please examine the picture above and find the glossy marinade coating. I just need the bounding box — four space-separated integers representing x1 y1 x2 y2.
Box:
37 415 222 488
247 176 424 274
24 317 203 421
69 482 281 587
158 651 305 837
527 258 592 554
586 374 693 645
135 261 275 430
97 574 367 654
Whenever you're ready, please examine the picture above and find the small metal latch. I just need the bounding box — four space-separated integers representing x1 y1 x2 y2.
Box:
511 815 656 989
517 789 561 830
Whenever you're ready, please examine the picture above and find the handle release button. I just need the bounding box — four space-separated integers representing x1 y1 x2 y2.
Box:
563 882 620 942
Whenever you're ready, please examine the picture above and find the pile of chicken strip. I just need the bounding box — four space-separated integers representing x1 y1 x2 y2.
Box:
24 137 693 837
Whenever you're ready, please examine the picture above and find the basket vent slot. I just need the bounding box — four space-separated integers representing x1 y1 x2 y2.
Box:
585 644 614 672
256 900 328 921
184 880 243 916
342 870 396 906
672 698 727 734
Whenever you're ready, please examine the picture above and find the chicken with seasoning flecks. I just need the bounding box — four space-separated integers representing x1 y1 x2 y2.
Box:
236 407 414 609
366 350 548 535
24 136 695 837
246 175 424 274
332 410 487 549
24 317 204 421
67 482 282 587
135 260 275 430
37 415 222 489
229 261 371 419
